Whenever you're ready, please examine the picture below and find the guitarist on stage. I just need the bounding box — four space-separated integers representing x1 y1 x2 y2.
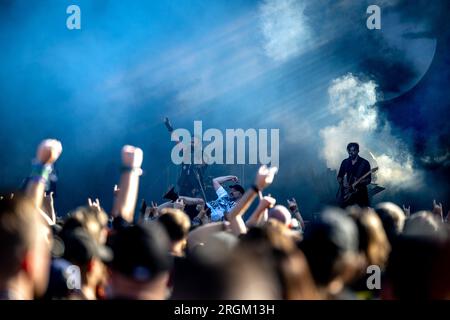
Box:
337 142 372 208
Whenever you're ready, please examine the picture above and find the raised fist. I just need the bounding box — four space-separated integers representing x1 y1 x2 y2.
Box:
121 145 143 168
36 139 62 165
254 165 278 191
260 196 276 209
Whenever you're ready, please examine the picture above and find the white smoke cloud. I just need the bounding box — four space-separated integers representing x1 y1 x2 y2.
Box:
320 73 423 190
258 0 312 62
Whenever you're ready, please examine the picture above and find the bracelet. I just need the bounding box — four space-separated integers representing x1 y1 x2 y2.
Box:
121 166 143 176
251 184 260 193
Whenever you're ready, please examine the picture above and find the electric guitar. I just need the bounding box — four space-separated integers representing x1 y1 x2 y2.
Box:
337 167 378 205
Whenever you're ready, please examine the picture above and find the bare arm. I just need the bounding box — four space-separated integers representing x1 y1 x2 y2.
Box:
26 179 46 211
228 165 278 236
25 139 62 222
42 192 56 224
157 198 186 211
287 198 305 230
111 145 143 223
212 175 238 191
246 195 276 228
178 196 205 206
157 201 173 210
228 189 259 236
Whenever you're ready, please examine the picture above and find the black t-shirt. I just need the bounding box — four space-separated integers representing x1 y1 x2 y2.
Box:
337 156 371 187
337 156 371 207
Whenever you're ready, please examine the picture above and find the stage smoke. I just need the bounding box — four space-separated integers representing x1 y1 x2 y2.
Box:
259 0 312 62
320 74 423 190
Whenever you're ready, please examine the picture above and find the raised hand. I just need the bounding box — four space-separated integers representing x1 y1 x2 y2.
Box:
432 200 443 222
42 191 56 223
259 196 276 209
36 139 62 165
121 145 143 169
145 201 159 220
164 117 174 132
254 165 278 191
287 198 298 212
88 197 101 212
113 184 120 197
27 139 62 213
402 204 411 218
111 145 144 221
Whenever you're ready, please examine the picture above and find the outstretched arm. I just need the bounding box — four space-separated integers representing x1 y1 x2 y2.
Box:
178 196 205 206
111 145 144 223
164 117 174 133
26 139 62 218
228 165 278 236
228 189 258 236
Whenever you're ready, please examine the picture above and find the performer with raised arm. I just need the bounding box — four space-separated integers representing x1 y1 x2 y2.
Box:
164 117 208 200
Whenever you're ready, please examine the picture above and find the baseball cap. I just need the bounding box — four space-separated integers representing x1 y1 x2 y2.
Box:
63 228 113 265
229 184 245 194
108 223 173 282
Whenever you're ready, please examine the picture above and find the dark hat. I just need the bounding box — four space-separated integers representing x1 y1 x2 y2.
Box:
109 223 173 282
302 208 358 255
299 208 358 285
63 228 113 265
229 184 245 194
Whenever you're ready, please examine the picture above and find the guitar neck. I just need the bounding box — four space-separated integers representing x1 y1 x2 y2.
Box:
353 169 373 186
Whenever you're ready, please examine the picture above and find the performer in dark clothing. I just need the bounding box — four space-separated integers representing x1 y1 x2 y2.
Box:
163 117 209 221
164 117 208 200
337 143 371 208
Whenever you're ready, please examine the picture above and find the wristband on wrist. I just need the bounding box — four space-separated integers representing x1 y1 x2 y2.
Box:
251 184 260 193
29 161 53 184
121 166 143 176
